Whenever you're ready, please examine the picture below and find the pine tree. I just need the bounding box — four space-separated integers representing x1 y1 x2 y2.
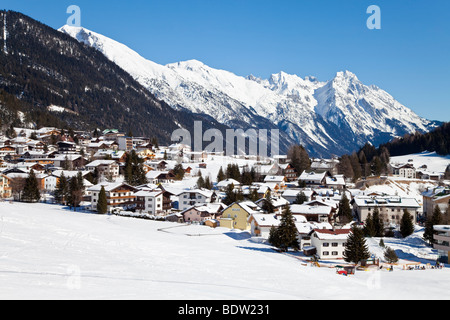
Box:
268 226 280 249
204 175 213 190
68 176 83 211
337 193 353 224
343 225 371 264
372 207 385 237
400 209 415 238
217 166 226 183
363 212 376 237
197 174 205 189
384 247 399 264
97 186 108 214
54 172 69 205
271 205 299 252
423 206 443 245
22 169 41 203
261 190 275 214
223 183 237 206
293 191 308 205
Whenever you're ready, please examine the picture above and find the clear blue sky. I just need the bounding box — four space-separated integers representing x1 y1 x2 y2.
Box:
3 0 450 122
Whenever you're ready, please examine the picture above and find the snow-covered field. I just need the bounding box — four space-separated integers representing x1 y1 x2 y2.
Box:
390 151 450 174
0 202 449 300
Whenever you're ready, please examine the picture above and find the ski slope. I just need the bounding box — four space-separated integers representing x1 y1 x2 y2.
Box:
0 202 448 300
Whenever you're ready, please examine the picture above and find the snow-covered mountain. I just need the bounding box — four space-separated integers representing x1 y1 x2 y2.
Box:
59 25 438 157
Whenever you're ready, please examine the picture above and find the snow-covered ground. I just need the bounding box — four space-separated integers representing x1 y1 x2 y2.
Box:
390 151 450 174
0 202 448 300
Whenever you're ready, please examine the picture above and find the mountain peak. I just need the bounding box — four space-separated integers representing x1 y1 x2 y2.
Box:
335 70 359 81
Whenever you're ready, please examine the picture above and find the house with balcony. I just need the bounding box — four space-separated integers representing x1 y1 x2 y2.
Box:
422 187 450 218
88 182 138 212
86 160 120 180
178 189 217 211
0 174 12 198
433 225 450 264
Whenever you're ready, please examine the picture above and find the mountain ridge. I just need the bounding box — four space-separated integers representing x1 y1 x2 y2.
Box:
59 24 439 157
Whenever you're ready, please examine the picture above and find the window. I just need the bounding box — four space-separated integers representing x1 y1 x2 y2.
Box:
332 251 338 256
323 243 329 247
323 251 329 256
332 243 338 247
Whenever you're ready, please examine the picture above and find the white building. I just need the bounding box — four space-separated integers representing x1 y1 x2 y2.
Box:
310 228 351 259
135 190 164 215
86 160 120 180
352 196 421 224
178 189 216 211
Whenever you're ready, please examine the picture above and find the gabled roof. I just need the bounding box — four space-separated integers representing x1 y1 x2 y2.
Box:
313 228 351 240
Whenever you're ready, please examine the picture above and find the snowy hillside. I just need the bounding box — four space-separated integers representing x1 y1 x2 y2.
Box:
0 201 448 300
59 25 437 157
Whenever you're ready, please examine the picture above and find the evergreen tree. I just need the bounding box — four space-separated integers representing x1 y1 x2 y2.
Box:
124 150 148 186
54 172 69 205
288 145 311 175
384 247 399 264
223 183 237 206
343 225 371 264
248 188 259 202
196 174 205 189
423 206 443 245
400 209 415 238
173 163 185 181
293 191 308 205
217 166 226 182
68 175 83 211
363 212 376 237
268 226 280 249
22 169 41 203
337 193 353 224
372 207 385 237
261 190 275 214
204 175 213 190
271 205 299 252
97 186 108 214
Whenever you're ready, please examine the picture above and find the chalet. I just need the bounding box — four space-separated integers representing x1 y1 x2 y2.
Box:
86 160 120 179
0 146 16 159
310 228 351 259
281 188 315 204
181 203 225 223
278 163 298 182
422 187 450 218
324 175 346 190
298 171 330 187
248 213 307 238
392 163 416 179
52 155 88 170
57 141 77 153
135 190 165 215
217 178 241 192
88 182 138 212
178 189 216 211
146 171 176 184
290 204 333 223
220 201 262 230
310 158 339 175
0 174 12 198
263 175 287 192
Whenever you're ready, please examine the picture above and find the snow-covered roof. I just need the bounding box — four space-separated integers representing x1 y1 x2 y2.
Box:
290 204 332 215
353 196 420 208
313 228 351 240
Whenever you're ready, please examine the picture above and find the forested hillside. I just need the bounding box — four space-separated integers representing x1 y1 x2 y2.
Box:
0 10 225 143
